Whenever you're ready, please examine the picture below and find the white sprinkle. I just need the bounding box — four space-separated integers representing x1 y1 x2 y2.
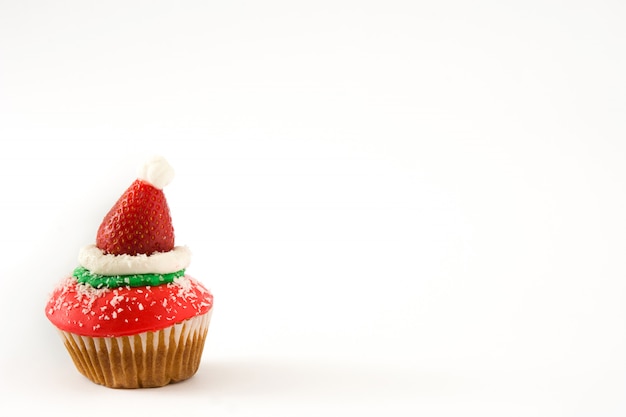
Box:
74 280 109 315
171 276 196 299
138 303 144 311
110 294 124 308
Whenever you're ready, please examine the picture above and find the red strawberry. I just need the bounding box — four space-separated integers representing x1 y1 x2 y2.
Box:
96 179 175 256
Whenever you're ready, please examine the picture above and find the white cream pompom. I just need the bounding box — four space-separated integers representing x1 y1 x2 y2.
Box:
136 155 175 189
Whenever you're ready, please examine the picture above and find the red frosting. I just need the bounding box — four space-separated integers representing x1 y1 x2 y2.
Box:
46 276 213 337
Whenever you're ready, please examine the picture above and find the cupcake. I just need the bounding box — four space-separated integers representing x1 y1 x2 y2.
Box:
45 156 214 388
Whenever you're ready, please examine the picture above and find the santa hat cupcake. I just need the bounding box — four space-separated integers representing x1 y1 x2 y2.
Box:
46 156 214 388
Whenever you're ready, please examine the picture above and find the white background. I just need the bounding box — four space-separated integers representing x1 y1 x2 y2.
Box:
1 1 625 416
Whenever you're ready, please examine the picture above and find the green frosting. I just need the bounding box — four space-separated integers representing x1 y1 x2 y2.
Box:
73 266 185 289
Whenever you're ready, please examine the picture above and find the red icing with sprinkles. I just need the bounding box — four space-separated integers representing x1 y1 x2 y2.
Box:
46 275 213 337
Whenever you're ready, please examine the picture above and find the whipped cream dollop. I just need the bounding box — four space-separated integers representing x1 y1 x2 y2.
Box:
79 245 191 276
136 155 175 189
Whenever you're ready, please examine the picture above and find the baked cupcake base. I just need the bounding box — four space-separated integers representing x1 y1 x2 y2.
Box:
58 311 212 389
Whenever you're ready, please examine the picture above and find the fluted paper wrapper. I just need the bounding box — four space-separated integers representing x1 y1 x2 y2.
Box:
58 311 212 388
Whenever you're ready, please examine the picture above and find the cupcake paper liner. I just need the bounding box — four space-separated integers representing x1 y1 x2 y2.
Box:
58 311 212 388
